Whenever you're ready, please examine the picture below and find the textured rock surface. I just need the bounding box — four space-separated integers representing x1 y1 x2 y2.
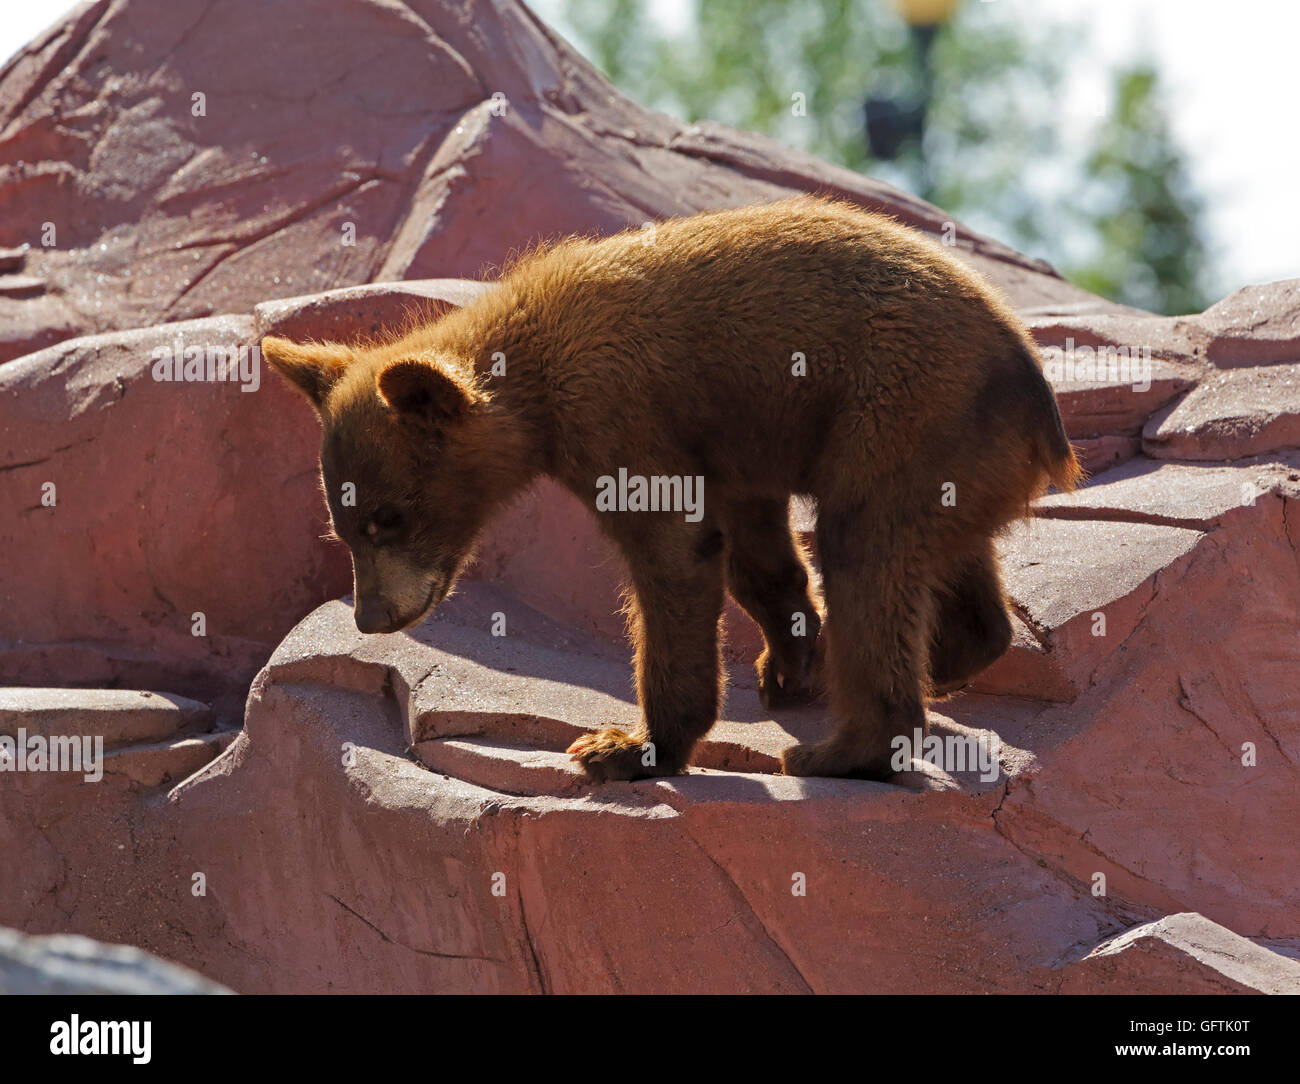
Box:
0 315 349 704
253 278 493 344
0 687 210 745
1 0 1298 995
7 583 1293 993
1143 364 1300 461
1197 280 1300 367
0 685 238 788
0 0 1098 365
1057 913 1300 995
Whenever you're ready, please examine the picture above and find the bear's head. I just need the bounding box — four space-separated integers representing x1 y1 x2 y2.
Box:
263 334 522 634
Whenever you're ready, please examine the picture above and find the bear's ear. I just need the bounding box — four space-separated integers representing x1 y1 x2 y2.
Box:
377 356 478 424
261 336 351 409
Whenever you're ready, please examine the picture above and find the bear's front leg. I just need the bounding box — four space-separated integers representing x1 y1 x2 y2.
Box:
568 515 726 782
566 726 658 782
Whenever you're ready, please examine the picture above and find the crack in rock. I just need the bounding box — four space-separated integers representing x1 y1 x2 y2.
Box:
325 893 502 964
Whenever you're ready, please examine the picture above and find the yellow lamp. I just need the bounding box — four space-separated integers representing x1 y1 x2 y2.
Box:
889 0 962 26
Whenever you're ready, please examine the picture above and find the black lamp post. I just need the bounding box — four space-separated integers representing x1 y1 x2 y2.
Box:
864 0 961 191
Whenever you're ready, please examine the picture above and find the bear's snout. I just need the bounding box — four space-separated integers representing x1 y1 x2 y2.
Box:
354 599 401 635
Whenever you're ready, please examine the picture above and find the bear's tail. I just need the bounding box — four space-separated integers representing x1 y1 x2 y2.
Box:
1022 344 1084 493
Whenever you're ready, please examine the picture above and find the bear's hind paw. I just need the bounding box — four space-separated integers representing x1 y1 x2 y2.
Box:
781 739 893 780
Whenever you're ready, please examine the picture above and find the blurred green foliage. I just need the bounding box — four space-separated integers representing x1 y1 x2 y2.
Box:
1070 63 1210 315
544 0 1210 314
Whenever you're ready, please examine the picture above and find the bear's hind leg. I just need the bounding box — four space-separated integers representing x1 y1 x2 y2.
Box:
723 497 823 708
782 499 934 780
927 541 1013 698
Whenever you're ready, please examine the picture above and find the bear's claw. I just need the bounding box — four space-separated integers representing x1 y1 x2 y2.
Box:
756 648 822 709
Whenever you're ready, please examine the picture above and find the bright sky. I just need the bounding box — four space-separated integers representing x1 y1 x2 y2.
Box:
2 0 1295 298
1034 0 1300 293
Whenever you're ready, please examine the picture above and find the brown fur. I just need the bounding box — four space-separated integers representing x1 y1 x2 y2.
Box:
263 196 1080 781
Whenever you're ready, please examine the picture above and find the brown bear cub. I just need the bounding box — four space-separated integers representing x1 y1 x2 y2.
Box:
264 196 1079 782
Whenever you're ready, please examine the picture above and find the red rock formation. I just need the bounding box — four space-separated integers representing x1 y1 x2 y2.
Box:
1 0 1297 994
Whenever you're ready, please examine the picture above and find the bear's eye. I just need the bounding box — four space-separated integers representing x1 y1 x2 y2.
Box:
365 505 405 541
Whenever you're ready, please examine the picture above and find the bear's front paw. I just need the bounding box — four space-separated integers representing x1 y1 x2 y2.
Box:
567 726 665 782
